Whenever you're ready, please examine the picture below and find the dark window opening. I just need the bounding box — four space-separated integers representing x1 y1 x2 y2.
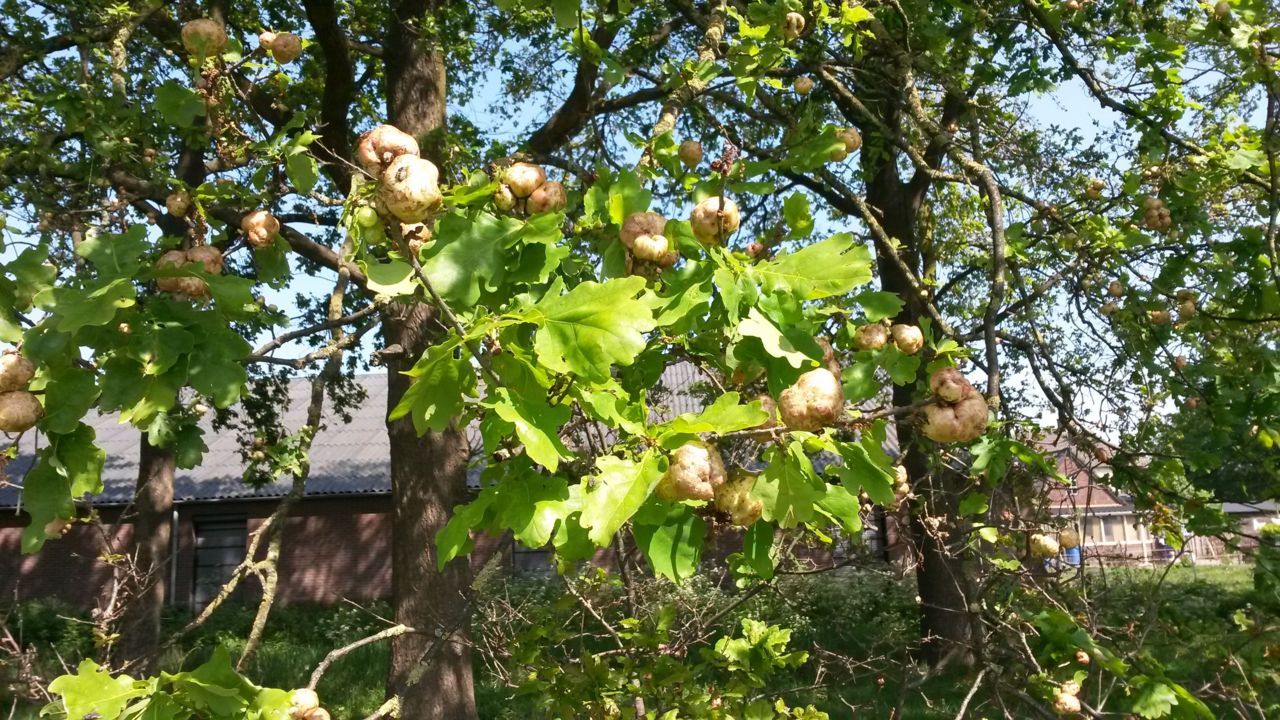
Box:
512 544 554 574
193 516 247 610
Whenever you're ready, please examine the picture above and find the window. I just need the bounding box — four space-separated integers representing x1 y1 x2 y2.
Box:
193 516 247 609
1085 518 1103 543
512 544 554 574
1104 517 1127 544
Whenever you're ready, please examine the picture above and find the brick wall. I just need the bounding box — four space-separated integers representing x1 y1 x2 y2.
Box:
0 518 131 607
1 494 516 610
261 499 393 605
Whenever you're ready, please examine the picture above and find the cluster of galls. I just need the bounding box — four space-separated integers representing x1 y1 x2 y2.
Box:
158 192 277 293
0 350 42 434
744 339 843 438
783 12 806 40
689 196 741 245
1029 533 1060 559
656 441 764 527
1028 526 1080 560
921 368 988 443
181 18 303 64
863 465 911 513
620 211 679 275
257 30 304 63
1175 289 1197 321
1100 282 1197 327
156 244 225 301
893 467 912 509
288 688 329 720
852 321 924 355
830 127 862 162
616 193 742 278
356 124 443 226
1084 177 1105 200
1141 196 1172 231
1051 681 1082 716
494 162 567 216
1058 526 1080 551
241 209 281 249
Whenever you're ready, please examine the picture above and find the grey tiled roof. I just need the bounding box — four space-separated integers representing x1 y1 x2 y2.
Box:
0 362 905 510
1221 501 1278 514
0 363 712 509
0 375 411 508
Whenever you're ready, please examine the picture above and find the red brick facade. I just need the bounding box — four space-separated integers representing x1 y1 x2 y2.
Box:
0 495 507 610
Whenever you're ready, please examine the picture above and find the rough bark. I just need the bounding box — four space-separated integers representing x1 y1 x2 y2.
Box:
383 304 476 719
114 435 174 673
381 2 479 717
868 159 979 669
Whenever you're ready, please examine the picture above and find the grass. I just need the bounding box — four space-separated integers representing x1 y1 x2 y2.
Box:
2 562 1273 719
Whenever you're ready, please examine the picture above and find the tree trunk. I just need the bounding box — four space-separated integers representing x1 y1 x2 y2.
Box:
898 408 980 668
868 168 980 669
114 434 174 673
381 4 478 717
383 306 477 719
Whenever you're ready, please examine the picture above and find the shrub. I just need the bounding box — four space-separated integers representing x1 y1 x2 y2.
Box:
1255 522 1280 600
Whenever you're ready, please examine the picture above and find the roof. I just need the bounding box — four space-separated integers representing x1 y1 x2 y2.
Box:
1221 501 1279 515
0 362 727 510
1 375 404 508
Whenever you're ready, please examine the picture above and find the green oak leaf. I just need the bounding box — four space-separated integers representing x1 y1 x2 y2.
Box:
491 467 571 549
128 325 196 377
815 483 862 535
47 659 148 720
37 279 136 333
388 341 475 434
652 273 713 328
633 503 706 582
656 391 769 443
882 346 921 385
360 259 417 297
32 364 99 435
753 233 873 299
737 308 810 368
1130 678 1179 719
419 210 514 305
527 276 656 382
20 424 105 553
735 521 775 581
856 290 905 322
827 423 896 504
75 225 150 277
578 451 664 546
957 492 989 516
487 387 572 472
186 353 247 409
782 192 814 239
156 80 205 128
607 171 652 225
436 492 498 569
574 382 648 436
754 441 824 528
285 150 319 194
203 273 258 315
842 361 880 402
166 647 249 717
8 244 58 309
